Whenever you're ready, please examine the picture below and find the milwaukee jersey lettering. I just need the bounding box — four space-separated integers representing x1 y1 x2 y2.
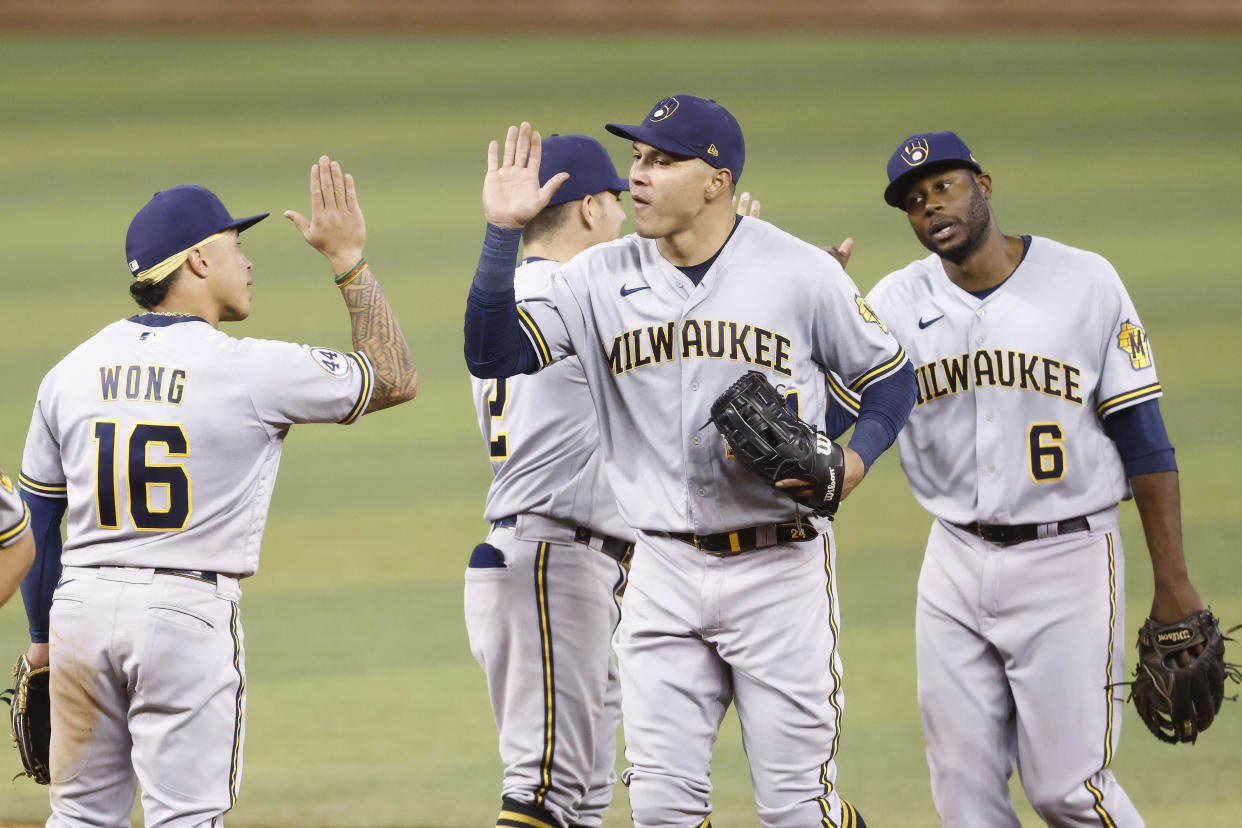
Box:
20 316 374 576
514 218 906 533
471 259 631 540
863 236 1159 525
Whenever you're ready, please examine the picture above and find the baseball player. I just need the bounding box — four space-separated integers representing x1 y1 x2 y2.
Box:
465 133 634 828
828 131 1206 826
0 467 34 606
465 97 917 828
16 157 417 824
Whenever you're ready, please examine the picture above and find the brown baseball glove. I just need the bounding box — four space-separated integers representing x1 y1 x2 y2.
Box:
1130 609 1240 744
1 653 51 784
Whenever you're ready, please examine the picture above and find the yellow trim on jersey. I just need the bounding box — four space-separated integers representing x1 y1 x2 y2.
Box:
826 372 860 415
848 346 907 393
516 305 552 366
1102 533 1117 769
1096 383 1161 417
815 533 844 827
229 603 245 806
0 504 30 545
18 473 66 498
497 811 558 828
534 541 556 807
339 352 374 424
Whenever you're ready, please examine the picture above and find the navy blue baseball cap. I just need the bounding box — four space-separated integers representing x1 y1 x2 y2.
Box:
540 134 629 207
125 185 268 277
884 131 982 208
606 95 745 183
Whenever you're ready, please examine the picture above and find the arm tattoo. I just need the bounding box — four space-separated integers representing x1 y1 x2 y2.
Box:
340 269 417 413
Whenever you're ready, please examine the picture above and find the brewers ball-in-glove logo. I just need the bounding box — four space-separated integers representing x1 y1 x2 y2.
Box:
1117 320 1152 370
0 470 13 494
647 97 679 123
901 138 931 167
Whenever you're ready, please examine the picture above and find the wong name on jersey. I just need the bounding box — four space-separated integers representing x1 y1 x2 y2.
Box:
99 364 188 405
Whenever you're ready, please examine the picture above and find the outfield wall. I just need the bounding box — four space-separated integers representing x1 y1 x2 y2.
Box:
1 0 1239 31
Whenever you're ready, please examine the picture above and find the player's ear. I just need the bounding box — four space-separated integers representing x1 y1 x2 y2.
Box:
975 172 993 200
579 193 597 229
704 167 733 203
183 247 210 279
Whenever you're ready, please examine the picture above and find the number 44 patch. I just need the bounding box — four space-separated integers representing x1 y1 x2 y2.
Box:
1117 320 1152 370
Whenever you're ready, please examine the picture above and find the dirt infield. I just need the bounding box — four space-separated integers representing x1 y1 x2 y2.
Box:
1 0 1239 31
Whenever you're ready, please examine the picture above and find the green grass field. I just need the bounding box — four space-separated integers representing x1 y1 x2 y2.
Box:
1 31 1239 827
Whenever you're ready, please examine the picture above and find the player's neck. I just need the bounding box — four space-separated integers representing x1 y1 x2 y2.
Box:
149 299 219 328
655 206 735 268
943 231 1025 293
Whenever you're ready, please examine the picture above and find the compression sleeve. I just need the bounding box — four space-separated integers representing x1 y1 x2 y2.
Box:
19 491 65 644
846 361 916 471
1102 398 1177 477
464 224 540 378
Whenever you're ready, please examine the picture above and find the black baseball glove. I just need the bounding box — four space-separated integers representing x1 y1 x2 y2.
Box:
710 370 845 518
1 653 51 784
1130 609 1240 744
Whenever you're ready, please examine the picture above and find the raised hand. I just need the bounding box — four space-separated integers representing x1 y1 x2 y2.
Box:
285 156 366 275
483 122 570 229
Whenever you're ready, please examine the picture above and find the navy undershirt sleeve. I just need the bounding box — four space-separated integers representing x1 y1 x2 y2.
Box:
843 362 917 471
19 491 65 644
464 224 540 378
1103 398 1177 476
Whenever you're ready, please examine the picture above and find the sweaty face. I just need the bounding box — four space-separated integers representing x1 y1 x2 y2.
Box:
903 168 994 264
628 142 718 239
205 230 254 322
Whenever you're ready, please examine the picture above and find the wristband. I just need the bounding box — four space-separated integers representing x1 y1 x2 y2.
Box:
334 258 367 288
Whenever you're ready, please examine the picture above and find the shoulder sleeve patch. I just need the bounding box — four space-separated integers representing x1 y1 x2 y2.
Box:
855 295 890 334
0 469 12 494
1116 320 1152 370
309 347 352 378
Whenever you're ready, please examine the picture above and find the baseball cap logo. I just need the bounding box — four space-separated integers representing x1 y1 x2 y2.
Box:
647 97 679 123
129 259 141 273
901 138 931 167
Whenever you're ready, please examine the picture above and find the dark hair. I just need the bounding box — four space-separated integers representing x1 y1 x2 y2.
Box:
522 200 577 247
129 266 181 310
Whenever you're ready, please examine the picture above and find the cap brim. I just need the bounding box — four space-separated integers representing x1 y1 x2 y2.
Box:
883 161 981 208
223 212 270 233
606 123 700 162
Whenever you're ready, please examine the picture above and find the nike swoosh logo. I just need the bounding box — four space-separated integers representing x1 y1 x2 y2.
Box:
55 578 74 590
918 315 945 329
620 284 651 297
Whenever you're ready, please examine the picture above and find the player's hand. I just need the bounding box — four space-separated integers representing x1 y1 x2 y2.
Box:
284 156 367 275
823 238 854 268
734 191 761 218
25 642 48 670
483 122 570 229
776 448 865 501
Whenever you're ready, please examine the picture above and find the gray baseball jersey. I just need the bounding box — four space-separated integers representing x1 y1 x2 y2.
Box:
0 468 29 547
20 315 373 576
516 217 907 533
860 235 1154 825
865 235 1159 525
471 258 630 540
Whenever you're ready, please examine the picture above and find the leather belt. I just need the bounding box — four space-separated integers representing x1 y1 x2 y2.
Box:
573 526 635 566
492 516 635 566
154 568 219 584
669 522 819 557
950 516 1090 547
